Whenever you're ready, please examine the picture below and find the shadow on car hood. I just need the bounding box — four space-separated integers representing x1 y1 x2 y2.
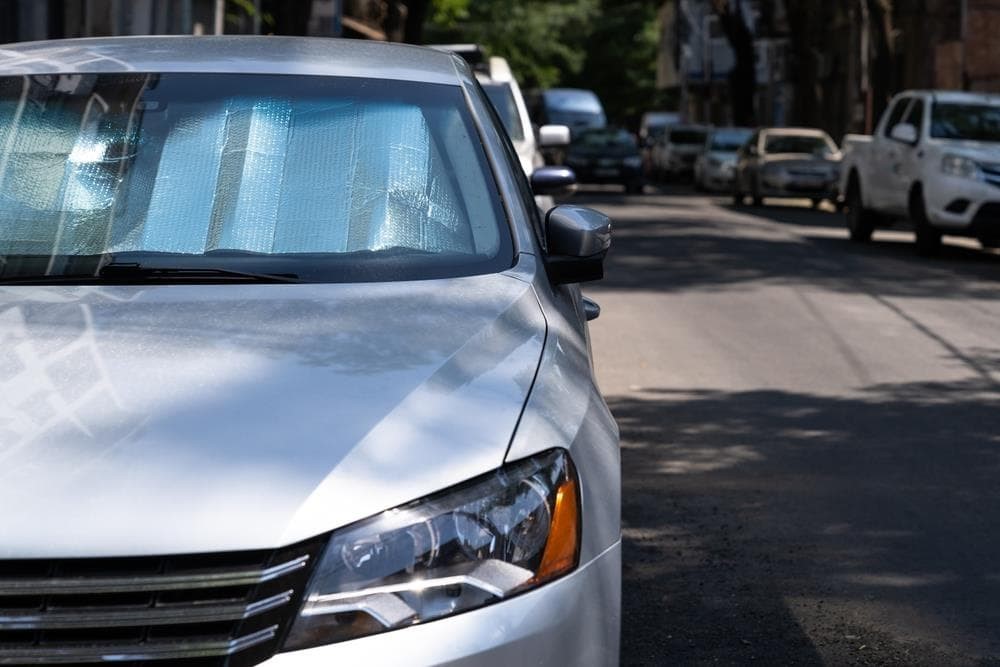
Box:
0 274 545 558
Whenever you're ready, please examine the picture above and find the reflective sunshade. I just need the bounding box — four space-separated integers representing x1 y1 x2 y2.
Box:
0 73 511 282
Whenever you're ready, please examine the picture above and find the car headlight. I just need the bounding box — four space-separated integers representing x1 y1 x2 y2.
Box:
941 154 980 180
623 156 642 168
283 449 580 651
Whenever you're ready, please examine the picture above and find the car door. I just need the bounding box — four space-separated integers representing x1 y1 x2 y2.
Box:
870 96 912 213
891 97 926 212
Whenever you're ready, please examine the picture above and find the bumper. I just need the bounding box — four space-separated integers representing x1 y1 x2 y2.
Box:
701 167 735 191
925 174 1000 231
265 541 621 667
572 164 643 186
760 175 837 199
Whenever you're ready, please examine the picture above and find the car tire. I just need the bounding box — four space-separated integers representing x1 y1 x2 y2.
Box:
845 181 875 243
910 188 942 256
750 177 763 206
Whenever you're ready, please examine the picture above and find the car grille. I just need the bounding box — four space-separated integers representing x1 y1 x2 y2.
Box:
980 162 1000 188
0 536 326 666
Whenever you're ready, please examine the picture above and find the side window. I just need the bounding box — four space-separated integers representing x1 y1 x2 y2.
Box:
469 78 545 251
881 97 911 137
903 98 925 132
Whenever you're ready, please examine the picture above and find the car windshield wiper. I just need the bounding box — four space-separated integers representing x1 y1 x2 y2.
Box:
0 263 301 284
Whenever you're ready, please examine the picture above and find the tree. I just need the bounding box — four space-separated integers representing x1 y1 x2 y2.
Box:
711 0 756 126
425 0 600 90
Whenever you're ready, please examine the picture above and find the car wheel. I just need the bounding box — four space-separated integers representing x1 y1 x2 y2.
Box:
845 182 874 243
732 177 744 206
910 188 942 256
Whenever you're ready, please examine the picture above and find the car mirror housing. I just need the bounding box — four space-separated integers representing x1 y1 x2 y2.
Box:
531 166 577 196
538 124 572 148
890 122 919 145
544 205 612 284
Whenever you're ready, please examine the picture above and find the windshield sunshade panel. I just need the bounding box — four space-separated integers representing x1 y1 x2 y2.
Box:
0 73 511 282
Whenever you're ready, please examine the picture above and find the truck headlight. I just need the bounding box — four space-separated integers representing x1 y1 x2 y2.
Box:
283 449 580 651
941 154 981 180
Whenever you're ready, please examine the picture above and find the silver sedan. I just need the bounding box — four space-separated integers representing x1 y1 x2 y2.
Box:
0 36 620 666
734 128 842 207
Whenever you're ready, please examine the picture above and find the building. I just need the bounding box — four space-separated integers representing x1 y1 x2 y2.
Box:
0 0 411 43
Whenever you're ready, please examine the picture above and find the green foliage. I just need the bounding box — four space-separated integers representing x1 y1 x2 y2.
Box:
426 0 666 127
426 0 600 90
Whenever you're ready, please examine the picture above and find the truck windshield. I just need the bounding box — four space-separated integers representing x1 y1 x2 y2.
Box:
0 73 511 283
930 102 1000 142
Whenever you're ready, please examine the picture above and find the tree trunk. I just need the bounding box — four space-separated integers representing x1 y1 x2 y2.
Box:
261 0 312 36
402 0 429 44
712 0 757 126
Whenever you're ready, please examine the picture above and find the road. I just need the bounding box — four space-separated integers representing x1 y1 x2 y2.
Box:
580 186 1000 666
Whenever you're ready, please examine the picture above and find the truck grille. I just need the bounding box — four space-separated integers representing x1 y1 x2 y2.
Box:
0 536 325 665
980 162 1000 188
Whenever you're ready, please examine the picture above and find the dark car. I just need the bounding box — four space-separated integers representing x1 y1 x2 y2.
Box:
565 128 645 194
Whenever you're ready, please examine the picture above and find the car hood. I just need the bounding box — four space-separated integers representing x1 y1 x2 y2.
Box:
0 274 546 558
762 154 840 168
930 140 1000 163
706 151 738 164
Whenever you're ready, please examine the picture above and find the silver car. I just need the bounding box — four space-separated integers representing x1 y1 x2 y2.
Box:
734 127 842 207
694 127 753 192
0 37 621 666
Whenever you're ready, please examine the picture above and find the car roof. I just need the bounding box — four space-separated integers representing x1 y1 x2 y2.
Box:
0 36 466 85
898 89 1000 105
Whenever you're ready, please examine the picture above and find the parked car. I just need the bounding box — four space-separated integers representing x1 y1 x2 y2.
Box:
639 111 681 147
733 127 841 207
0 36 621 666
538 88 608 137
694 127 754 191
565 128 646 194
638 111 681 175
651 124 710 181
840 90 1000 253
429 44 570 212
429 44 570 185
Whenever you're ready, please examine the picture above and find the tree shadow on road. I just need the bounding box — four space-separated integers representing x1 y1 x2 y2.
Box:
585 199 1000 299
612 379 1000 665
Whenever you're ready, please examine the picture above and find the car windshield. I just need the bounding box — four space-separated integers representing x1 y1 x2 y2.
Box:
764 134 835 156
930 102 1000 142
0 73 510 283
669 129 707 145
709 129 752 152
544 89 603 114
482 82 525 142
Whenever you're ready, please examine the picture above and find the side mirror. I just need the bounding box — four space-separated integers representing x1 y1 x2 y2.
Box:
531 166 577 197
890 122 918 145
538 124 571 148
544 205 611 284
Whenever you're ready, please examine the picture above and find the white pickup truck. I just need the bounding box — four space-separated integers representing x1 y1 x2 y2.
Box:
840 90 1000 253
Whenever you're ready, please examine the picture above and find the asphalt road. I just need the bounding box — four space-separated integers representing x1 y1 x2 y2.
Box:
580 186 1000 666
